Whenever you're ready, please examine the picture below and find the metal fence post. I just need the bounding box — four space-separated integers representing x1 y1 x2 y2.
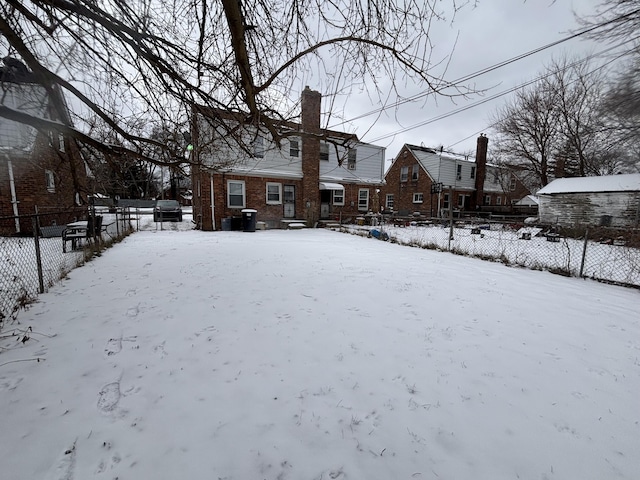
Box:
31 214 45 294
579 228 589 278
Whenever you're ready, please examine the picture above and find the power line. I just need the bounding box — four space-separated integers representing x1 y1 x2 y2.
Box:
329 7 640 130
366 37 637 145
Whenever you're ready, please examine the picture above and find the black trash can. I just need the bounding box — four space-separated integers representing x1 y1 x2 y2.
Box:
241 209 257 232
221 217 232 231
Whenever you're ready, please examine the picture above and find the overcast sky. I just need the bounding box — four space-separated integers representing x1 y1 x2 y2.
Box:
326 0 609 164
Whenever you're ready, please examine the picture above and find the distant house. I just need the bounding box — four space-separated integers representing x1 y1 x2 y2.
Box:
380 135 529 217
0 57 87 234
190 87 386 230
537 174 640 227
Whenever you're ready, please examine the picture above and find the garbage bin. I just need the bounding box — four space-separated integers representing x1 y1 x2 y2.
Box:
221 217 232 231
241 209 257 232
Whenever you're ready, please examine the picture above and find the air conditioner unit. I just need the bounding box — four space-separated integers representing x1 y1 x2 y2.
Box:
348 163 356 170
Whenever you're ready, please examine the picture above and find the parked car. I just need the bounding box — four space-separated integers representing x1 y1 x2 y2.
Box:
154 200 182 222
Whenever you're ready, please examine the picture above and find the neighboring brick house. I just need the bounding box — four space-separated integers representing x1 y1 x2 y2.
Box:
0 57 87 234
381 135 529 217
191 87 386 230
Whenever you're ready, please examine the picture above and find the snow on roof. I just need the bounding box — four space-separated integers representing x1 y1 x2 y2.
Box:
537 174 640 195
515 195 539 206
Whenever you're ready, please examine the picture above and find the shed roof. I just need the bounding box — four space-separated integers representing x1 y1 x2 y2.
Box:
537 174 640 195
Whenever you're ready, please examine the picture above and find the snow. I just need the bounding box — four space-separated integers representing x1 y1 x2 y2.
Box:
537 173 640 194
1 221 639 480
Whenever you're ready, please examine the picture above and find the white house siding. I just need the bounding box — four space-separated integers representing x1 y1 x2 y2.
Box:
198 123 303 179
319 141 385 184
412 148 475 190
538 192 640 227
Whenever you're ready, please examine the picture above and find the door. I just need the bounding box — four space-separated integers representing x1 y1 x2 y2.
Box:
284 185 295 218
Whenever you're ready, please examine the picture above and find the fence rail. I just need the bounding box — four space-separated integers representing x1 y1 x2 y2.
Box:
0 207 135 329
344 219 640 289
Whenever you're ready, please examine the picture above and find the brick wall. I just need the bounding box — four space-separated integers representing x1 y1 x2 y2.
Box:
301 87 321 225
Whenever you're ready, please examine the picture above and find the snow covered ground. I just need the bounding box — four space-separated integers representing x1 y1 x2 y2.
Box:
1 223 639 479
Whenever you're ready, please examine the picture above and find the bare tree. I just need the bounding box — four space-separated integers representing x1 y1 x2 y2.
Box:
576 0 640 44
491 56 620 189
0 0 476 174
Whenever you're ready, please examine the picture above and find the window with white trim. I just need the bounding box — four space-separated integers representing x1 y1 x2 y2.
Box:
442 193 450 209
458 194 465 207
266 182 282 204
227 180 245 208
484 194 491 205
289 139 299 158
320 142 329 161
470 166 476 179
456 164 462 181
510 177 517 191
358 188 369 211
413 193 424 203
385 194 394 210
496 196 502 205
400 166 409 182
347 148 357 170
45 170 55 193
411 164 419 181
253 135 264 158
58 133 65 152
332 189 344 205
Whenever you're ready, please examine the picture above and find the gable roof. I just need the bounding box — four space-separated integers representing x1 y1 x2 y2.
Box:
537 174 640 195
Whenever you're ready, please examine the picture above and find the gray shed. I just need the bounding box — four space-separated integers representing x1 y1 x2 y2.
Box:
537 174 640 227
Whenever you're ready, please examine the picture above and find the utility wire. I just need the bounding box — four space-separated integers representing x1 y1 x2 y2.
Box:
366 37 637 145
329 7 640 130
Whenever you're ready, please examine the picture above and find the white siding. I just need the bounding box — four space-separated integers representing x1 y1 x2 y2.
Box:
412 148 475 189
320 141 385 184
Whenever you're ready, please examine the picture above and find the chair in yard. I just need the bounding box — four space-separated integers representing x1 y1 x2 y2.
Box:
62 215 103 252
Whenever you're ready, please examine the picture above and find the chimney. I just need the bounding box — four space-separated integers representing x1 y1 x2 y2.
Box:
472 134 488 210
301 86 321 225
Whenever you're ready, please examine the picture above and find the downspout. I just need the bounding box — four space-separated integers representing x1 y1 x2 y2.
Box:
210 172 216 231
6 157 20 233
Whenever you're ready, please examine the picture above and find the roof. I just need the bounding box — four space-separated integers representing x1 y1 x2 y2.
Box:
515 195 539 206
537 174 640 195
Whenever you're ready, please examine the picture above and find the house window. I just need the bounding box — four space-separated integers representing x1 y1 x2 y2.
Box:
58 133 65 152
470 166 476 179
45 170 55 193
227 180 245 208
412 164 419 181
510 177 517 191
332 189 344 206
456 164 462 181
458 194 465 208
385 194 394 210
320 142 329 161
442 193 450 209
347 148 357 170
496 196 502 205
266 182 282 204
253 135 264 158
289 139 299 158
484 194 491 205
400 166 409 182
358 189 369 211
413 193 424 203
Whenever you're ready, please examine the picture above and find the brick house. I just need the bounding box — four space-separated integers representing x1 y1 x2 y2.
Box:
0 58 87 234
191 87 386 230
381 135 529 217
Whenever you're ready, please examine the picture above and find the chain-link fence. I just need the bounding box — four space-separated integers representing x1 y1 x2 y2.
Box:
343 219 640 289
0 207 135 329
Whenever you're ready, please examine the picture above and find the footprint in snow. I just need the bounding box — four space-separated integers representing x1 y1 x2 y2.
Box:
97 382 121 413
44 442 76 480
105 337 122 356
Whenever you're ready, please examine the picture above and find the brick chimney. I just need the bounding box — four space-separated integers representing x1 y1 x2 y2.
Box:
473 134 488 210
301 86 321 225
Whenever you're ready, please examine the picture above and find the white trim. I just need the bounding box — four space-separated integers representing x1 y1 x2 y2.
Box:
227 180 246 208
319 182 344 191
358 188 369 211
266 182 282 204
